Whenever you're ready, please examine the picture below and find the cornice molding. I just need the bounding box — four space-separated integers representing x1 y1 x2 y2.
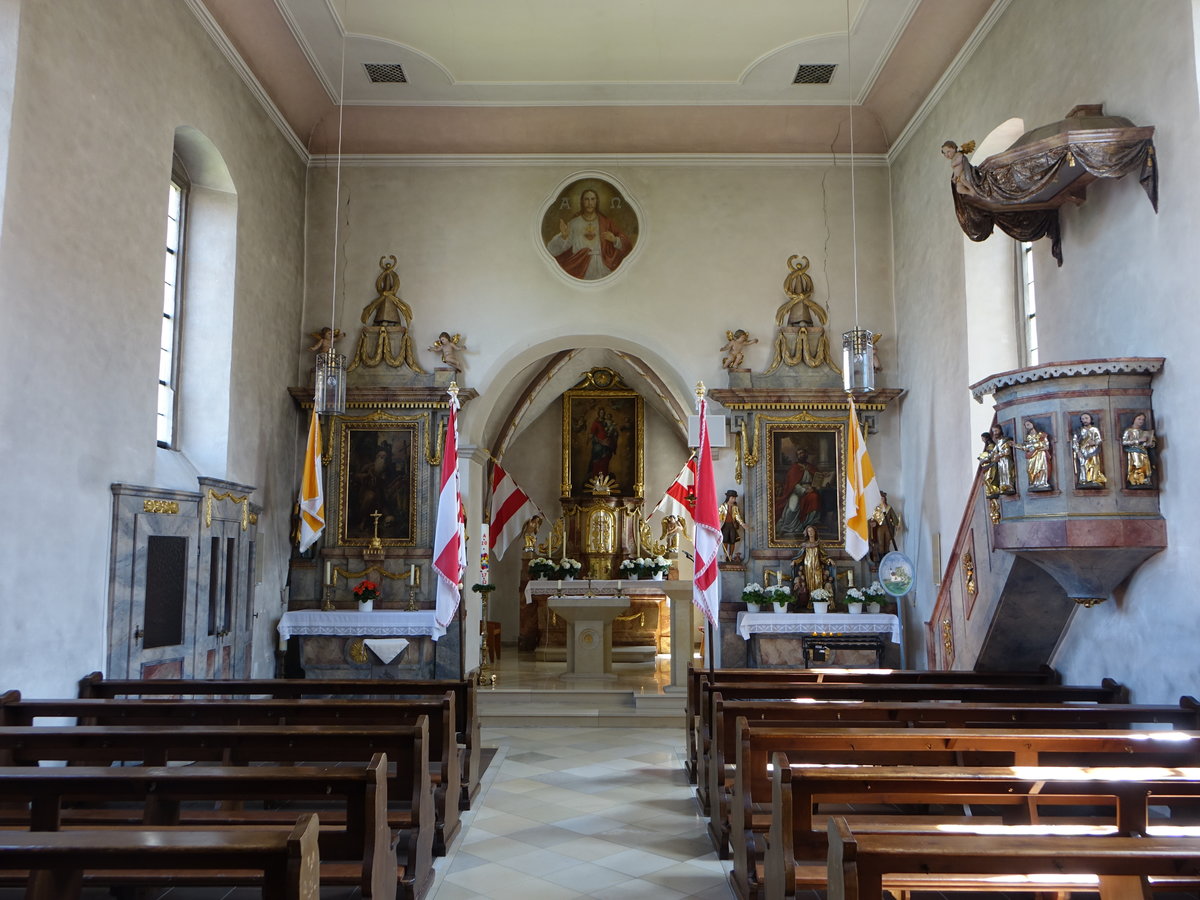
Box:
969 357 1165 403
306 153 891 169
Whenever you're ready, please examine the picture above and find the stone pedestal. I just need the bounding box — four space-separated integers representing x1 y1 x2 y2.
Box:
548 595 631 679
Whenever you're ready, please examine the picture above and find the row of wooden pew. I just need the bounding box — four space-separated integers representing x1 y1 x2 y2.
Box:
687 665 1200 900
0 671 485 899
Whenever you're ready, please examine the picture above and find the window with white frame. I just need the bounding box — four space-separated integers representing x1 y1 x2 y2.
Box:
1017 240 1039 366
158 163 188 448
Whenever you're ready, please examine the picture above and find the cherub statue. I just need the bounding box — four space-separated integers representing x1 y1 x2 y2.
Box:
428 331 466 372
307 327 344 354
660 514 689 553
720 329 758 371
359 255 413 327
940 140 980 198
775 255 827 327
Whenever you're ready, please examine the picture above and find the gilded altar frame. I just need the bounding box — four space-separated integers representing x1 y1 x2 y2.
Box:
336 412 420 547
765 418 846 548
561 368 644 499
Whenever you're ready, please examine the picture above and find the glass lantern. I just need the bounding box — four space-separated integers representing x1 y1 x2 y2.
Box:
842 328 876 393
314 349 346 415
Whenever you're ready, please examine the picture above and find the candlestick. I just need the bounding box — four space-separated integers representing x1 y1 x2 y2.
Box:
325 561 333 585
409 564 416 586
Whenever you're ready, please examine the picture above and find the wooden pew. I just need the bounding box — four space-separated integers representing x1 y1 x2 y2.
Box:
0 723 435 900
0 755 396 899
766 757 1200 900
704 692 1200 857
730 723 1200 900
695 677 1127 817
0 812 320 900
2 690 461 856
78 672 483 811
826 816 1200 900
685 665 1060 783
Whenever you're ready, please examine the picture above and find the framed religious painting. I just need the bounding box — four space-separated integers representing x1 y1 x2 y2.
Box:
766 420 846 548
561 368 644 499
539 173 641 285
336 413 419 547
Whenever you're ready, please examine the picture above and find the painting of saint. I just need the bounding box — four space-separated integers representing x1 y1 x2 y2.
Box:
566 395 641 497
768 426 842 546
339 423 417 544
541 177 639 281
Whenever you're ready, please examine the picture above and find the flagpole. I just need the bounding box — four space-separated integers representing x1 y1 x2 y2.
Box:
695 382 717 679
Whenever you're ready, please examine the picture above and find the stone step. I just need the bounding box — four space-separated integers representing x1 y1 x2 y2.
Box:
478 688 684 728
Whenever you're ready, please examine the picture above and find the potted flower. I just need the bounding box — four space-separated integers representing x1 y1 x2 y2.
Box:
353 579 380 612
810 587 832 615
641 555 670 580
741 583 766 610
864 580 886 614
766 584 793 614
555 558 583 580
529 557 556 580
844 586 865 614
619 558 640 579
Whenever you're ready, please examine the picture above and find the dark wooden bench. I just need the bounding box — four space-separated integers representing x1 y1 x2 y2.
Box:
685 665 1060 783
696 676 1127 817
0 722 436 900
729 723 1200 900
0 755 398 899
0 812 319 900
3 689 461 855
765 757 1200 899
78 672 483 811
704 692 1200 857
826 816 1200 900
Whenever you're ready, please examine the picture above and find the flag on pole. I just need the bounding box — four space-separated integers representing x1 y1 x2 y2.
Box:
653 455 697 521
298 409 325 553
844 394 882 561
434 390 466 629
692 397 721 626
488 463 543 561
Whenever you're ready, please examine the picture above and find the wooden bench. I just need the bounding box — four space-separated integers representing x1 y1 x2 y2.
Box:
0 755 398 899
695 677 1127 818
765 757 1200 900
78 672 483 811
703 692 1200 857
0 812 319 900
0 722 436 900
730 723 1200 900
3 690 461 855
826 816 1200 900
685 665 1061 783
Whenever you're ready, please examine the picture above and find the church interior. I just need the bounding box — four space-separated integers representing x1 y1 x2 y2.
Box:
1 1 1199 896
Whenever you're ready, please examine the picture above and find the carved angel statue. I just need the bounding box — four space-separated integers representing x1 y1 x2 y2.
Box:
720 329 758 371
659 513 689 553
940 139 980 198
307 327 344 354
359 255 413 327
775 255 827 327
428 331 466 372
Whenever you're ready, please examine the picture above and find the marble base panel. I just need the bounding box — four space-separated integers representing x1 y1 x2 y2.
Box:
299 634 434 679
751 635 902 668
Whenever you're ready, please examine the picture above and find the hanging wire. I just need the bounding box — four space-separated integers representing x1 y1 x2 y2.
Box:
330 0 348 334
845 0 860 330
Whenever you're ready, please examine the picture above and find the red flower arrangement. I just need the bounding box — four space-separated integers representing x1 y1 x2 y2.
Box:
352 580 380 603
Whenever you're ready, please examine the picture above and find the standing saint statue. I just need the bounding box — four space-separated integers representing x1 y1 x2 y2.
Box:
1071 413 1108 487
978 431 999 497
1121 412 1155 487
1019 420 1052 490
718 490 749 562
791 525 832 601
988 424 1017 494
868 492 899 564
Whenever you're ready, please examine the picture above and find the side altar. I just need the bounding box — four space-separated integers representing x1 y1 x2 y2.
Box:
277 609 455 679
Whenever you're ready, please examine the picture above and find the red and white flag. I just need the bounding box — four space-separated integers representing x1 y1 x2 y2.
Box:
653 455 697 521
297 409 325 553
488 463 542 561
692 398 721 626
433 391 466 629
844 394 882 561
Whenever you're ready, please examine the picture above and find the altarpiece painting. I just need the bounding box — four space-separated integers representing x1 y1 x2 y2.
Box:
337 414 419 546
766 421 845 547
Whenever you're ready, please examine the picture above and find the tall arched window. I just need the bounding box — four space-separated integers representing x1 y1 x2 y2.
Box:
158 158 189 448
1016 240 1038 366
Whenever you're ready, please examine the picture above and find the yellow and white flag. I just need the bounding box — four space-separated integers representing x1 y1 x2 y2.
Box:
844 394 881 561
298 409 325 552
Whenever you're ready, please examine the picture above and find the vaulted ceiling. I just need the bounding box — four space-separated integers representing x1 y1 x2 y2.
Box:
199 0 995 156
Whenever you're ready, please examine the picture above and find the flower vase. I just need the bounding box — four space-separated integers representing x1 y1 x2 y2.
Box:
847 601 863 615
773 601 789 614
866 601 881 614
812 600 830 615
359 598 374 612
651 572 664 581
628 573 639 580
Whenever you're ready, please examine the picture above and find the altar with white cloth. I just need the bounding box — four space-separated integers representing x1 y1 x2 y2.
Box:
735 611 902 668
277 610 449 679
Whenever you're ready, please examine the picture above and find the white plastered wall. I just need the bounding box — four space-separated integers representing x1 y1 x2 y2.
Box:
0 0 307 696
889 0 1200 699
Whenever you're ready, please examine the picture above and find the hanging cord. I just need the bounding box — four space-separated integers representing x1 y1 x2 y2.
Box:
845 0 860 331
329 2 348 337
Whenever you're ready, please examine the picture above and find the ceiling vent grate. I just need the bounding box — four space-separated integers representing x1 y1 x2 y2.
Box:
364 63 408 83
793 63 836 85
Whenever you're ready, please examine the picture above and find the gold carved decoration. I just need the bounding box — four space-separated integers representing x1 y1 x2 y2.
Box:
962 551 977 596
733 430 744 484
987 497 1002 524
347 638 370 664
205 489 251 531
941 617 954 658
614 609 646 627
425 417 445 466
764 255 841 375
585 505 617 554
349 256 425 374
143 500 179 515
330 564 408 583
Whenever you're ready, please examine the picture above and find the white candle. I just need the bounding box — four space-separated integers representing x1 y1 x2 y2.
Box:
616 579 622 591
324 562 332 585
409 564 416 585
278 632 287 651
557 580 563 591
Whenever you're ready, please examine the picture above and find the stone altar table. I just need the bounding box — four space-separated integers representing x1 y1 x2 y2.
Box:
277 610 458 679
548 595 633 679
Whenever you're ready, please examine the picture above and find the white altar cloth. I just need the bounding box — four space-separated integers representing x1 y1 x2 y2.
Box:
736 612 900 642
278 610 446 642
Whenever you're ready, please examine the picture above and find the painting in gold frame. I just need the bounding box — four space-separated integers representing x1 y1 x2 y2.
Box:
766 421 846 548
337 416 418 546
561 371 644 499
